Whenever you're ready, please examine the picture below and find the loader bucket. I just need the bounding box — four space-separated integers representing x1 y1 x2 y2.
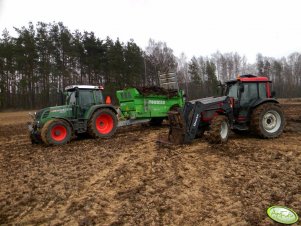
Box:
167 109 186 144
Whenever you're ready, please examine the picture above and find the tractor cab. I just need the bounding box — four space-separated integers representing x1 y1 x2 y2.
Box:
65 85 105 118
225 74 274 123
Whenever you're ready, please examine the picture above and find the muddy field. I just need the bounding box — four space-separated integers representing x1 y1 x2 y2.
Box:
0 101 301 226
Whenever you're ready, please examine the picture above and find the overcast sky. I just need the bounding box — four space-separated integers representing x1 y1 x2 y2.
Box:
0 0 301 63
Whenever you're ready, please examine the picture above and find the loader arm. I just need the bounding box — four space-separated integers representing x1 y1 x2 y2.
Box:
168 96 234 144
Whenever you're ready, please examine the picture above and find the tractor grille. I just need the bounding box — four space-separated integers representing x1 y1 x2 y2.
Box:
35 109 44 120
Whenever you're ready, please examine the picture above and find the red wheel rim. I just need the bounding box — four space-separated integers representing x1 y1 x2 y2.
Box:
95 114 114 134
51 125 67 142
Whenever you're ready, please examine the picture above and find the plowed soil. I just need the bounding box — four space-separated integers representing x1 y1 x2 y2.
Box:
0 100 301 226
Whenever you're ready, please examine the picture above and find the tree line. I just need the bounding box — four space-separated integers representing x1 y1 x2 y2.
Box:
0 22 301 110
177 52 301 100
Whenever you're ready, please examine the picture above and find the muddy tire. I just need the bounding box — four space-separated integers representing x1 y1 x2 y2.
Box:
87 108 117 138
250 103 285 138
41 119 72 145
207 115 230 144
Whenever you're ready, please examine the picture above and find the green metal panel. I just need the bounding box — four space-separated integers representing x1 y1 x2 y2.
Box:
38 105 74 125
83 104 117 120
116 88 184 119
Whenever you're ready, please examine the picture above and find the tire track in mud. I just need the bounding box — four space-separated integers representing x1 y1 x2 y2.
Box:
219 137 301 225
6 127 161 225
1 104 301 225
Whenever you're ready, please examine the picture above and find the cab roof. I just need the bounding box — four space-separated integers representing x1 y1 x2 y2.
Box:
226 74 271 84
65 85 104 91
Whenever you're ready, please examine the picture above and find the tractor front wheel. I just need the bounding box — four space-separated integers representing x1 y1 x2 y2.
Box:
41 119 72 145
251 103 285 138
88 108 118 138
207 115 230 144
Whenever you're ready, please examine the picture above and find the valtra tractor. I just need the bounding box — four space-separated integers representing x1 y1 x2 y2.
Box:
29 85 118 145
167 74 285 144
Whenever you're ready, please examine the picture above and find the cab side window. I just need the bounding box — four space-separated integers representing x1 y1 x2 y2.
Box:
94 90 104 104
258 83 267 99
79 90 95 106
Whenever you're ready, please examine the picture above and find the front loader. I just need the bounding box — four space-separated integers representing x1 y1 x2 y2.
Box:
167 74 285 144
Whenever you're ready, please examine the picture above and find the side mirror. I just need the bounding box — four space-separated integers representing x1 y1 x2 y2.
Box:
271 91 276 98
58 90 64 105
75 88 79 98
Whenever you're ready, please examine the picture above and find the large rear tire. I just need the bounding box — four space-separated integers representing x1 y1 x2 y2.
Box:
87 108 118 138
250 103 285 138
207 115 230 144
41 119 72 145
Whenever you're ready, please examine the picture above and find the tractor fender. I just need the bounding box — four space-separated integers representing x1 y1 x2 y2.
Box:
248 98 280 118
251 98 279 109
86 104 118 120
48 117 75 131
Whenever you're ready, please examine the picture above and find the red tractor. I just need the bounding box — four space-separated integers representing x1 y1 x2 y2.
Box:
168 74 285 144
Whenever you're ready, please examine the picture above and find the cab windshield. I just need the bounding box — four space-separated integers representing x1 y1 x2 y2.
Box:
65 89 104 105
66 91 76 105
226 83 238 99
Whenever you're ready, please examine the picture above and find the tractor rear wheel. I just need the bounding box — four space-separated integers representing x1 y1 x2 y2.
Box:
251 103 285 138
41 119 72 145
87 108 117 138
207 115 230 144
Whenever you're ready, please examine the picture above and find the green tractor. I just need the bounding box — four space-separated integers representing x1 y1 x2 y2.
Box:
29 85 118 145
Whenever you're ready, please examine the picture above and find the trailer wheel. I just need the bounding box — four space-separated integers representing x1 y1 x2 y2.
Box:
88 108 118 138
207 115 230 144
149 117 164 126
251 103 285 138
41 119 72 145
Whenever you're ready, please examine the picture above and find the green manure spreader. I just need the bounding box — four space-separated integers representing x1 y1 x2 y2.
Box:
116 87 185 126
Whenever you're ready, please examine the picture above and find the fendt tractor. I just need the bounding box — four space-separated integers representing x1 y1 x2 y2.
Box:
168 74 285 144
29 85 118 145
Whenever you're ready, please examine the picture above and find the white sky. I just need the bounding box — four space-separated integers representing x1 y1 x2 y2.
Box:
0 0 301 63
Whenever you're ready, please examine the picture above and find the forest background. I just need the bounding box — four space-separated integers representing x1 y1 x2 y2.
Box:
1 22 300 109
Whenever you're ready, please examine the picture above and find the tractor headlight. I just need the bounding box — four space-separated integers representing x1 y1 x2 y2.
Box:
28 112 35 120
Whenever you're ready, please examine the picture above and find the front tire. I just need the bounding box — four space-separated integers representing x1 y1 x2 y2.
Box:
41 119 72 145
87 108 118 138
207 115 230 144
251 103 285 138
